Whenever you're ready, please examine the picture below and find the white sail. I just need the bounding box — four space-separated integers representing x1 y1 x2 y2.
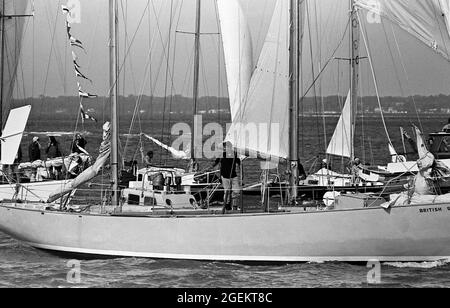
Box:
388 143 406 163
0 105 31 165
326 91 352 159
217 0 253 122
355 0 450 61
225 0 291 160
0 0 30 123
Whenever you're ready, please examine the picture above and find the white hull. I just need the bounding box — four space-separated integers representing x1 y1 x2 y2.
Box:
0 180 71 202
0 203 450 262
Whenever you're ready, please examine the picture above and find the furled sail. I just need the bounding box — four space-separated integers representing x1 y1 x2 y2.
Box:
0 105 31 165
217 0 254 121
355 0 450 61
225 0 291 160
414 125 450 195
142 134 189 160
326 91 352 159
0 0 30 124
47 122 111 203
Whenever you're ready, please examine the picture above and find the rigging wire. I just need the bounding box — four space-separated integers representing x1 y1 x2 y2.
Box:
305 0 323 155
357 10 394 148
160 0 175 164
390 25 424 132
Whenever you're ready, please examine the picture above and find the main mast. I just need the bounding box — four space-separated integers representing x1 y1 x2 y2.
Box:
289 0 299 203
109 0 119 206
190 0 201 169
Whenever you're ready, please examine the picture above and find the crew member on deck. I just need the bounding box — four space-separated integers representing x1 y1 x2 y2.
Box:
210 142 242 213
443 118 450 133
28 137 42 182
144 151 154 167
46 136 63 180
71 133 88 154
28 137 41 162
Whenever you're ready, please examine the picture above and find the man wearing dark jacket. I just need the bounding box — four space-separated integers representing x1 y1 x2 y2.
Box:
210 142 242 212
28 137 41 162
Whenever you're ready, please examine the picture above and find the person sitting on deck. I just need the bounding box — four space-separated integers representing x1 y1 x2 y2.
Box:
71 133 88 155
443 118 450 133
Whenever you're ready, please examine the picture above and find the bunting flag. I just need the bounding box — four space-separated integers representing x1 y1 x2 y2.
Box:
69 33 83 46
63 1 97 125
70 37 85 50
62 5 70 14
78 83 97 99
66 20 71 40
75 66 92 83
72 51 80 68
80 103 98 123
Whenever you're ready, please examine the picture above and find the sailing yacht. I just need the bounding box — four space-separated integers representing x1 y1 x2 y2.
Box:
0 1 74 203
0 0 450 262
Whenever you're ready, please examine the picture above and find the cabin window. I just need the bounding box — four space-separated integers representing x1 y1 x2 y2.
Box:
128 194 140 205
138 174 143 181
144 197 157 206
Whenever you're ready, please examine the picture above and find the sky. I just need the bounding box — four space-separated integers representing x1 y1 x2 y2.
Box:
11 0 450 100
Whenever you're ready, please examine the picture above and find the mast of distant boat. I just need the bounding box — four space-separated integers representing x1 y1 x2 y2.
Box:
350 0 359 162
289 0 300 203
109 0 120 207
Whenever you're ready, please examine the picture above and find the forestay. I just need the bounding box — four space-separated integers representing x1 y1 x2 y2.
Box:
355 0 450 61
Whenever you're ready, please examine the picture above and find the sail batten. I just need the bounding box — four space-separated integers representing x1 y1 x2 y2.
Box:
355 0 450 61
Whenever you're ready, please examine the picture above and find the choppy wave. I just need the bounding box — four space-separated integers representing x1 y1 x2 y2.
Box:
384 259 450 269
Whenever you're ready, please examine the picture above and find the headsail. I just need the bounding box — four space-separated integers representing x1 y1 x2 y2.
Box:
0 0 30 124
355 0 450 61
225 0 292 160
326 91 352 159
217 0 253 122
0 105 31 164
47 122 111 203
388 143 406 163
